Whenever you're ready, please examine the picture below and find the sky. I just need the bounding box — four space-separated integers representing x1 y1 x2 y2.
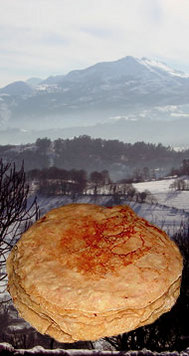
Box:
0 0 189 87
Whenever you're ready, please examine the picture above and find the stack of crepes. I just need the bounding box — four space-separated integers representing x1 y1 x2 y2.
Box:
6 204 183 342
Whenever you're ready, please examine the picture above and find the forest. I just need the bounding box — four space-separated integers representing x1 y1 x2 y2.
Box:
1 136 189 180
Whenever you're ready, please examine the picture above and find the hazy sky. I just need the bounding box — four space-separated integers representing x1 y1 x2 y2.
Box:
1 0 189 87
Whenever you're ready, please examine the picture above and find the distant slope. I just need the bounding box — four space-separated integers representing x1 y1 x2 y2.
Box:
0 115 189 146
0 81 33 96
134 178 189 212
1 56 189 135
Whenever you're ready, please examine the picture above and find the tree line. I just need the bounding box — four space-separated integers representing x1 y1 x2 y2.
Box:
170 159 189 177
27 167 111 196
27 166 155 204
1 135 189 179
169 159 189 191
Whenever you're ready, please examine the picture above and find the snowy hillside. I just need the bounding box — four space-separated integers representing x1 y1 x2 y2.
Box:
133 178 189 213
1 342 189 355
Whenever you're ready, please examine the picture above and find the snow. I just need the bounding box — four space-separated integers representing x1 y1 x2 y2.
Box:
140 58 189 78
129 201 187 236
134 179 176 193
133 178 189 213
0 342 188 355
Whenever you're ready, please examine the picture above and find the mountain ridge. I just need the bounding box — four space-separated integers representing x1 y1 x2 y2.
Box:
0 55 189 145
34 56 189 86
1 55 189 93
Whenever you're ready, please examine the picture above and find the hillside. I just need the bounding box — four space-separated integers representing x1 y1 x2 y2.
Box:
1 137 189 180
134 178 189 212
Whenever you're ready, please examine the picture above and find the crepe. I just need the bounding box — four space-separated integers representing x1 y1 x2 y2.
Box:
6 203 183 342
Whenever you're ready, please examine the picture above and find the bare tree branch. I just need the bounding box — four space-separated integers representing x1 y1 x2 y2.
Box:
0 159 39 303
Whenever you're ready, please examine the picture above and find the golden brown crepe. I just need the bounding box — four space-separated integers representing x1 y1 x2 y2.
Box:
6 204 183 342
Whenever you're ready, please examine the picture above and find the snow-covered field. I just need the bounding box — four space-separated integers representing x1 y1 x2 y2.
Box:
133 178 189 213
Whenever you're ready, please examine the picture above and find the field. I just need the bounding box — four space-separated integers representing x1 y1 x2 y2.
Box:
133 178 189 212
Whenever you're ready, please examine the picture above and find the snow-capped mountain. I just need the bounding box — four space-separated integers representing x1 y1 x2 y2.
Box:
1 56 189 143
35 56 189 107
40 56 189 86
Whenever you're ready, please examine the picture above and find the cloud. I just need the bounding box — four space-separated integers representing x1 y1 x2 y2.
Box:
140 0 164 25
0 0 189 86
80 26 117 40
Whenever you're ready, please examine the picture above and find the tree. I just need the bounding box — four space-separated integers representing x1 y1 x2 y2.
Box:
90 171 104 185
0 160 39 303
143 166 150 181
101 170 111 184
35 138 51 169
36 137 51 154
182 159 189 175
132 168 143 182
69 169 87 195
170 179 188 191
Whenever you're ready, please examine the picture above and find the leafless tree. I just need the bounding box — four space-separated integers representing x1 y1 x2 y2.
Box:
0 159 39 302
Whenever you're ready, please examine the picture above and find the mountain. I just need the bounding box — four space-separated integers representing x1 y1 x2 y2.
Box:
41 74 65 85
0 56 189 143
0 80 34 96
